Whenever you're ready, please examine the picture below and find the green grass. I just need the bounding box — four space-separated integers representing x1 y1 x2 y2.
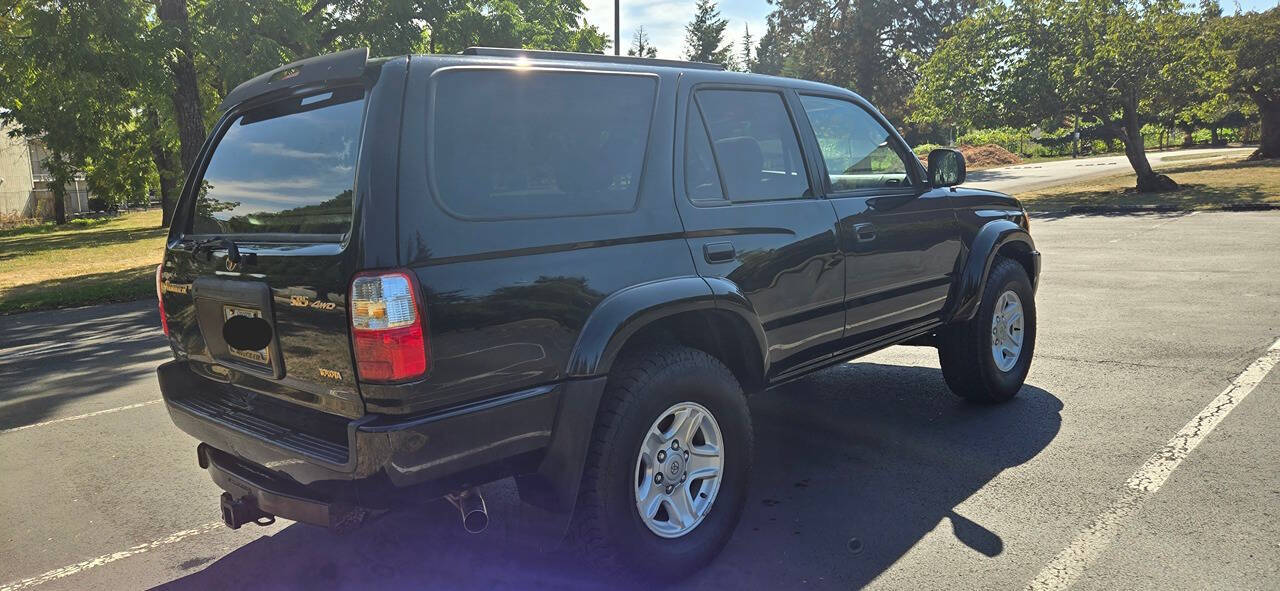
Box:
0 210 166 314
1019 157 1280 212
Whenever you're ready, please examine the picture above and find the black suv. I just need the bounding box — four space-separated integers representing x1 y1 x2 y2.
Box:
156 47 1039 578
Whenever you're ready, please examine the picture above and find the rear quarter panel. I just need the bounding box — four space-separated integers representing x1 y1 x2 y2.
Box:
368 57 695 415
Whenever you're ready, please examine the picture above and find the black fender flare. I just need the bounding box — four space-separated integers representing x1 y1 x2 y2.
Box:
521 277 766 517
564 276 768 379
945 219 1037 323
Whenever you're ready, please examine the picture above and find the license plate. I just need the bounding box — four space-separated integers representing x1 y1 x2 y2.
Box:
223 305 271 365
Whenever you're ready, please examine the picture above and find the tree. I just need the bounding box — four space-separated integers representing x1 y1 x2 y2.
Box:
911 0 1217 192
627 25 657 58
738 23 753 72
753 16 786 75
683 0 731 66
154 0 206 178
760 0 976 123
0 1 153 224
1217 7 1280 159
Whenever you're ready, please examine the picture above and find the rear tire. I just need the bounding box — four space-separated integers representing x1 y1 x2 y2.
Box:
570 345 752 581
938 257 1036 403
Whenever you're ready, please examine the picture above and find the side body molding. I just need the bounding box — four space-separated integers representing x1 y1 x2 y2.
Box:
945 219 1037 323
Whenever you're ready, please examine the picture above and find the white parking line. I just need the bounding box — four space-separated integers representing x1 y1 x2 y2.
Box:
1108 211 1196 244
1026 337 1280 591
0 522 222 591
0 400 162 435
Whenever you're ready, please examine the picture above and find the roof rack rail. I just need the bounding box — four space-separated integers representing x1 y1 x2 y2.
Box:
461 47 726 71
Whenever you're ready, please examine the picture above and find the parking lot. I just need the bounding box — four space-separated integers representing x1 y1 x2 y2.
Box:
2 209 1278 590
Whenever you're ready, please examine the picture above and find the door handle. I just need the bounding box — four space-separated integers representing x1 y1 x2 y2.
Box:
704 242 736 263
853 223 877 243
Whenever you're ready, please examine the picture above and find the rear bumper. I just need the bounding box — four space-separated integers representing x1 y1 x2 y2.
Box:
158 361 606 520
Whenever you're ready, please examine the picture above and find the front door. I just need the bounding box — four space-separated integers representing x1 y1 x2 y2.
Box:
794 94 961 345
675 84 845 377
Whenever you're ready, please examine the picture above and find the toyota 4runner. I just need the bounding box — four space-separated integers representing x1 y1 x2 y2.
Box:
156 46 1039 579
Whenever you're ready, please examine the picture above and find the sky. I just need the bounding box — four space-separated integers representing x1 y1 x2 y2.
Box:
582 0 768 60
581 0 1279 61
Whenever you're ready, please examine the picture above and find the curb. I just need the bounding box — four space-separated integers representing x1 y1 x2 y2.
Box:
1027 203 1280 215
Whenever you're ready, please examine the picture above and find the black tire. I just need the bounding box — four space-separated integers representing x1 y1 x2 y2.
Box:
938 257 1036 403
570 345 753 581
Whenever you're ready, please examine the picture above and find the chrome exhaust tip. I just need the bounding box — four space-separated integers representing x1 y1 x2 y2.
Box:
446 488 488 534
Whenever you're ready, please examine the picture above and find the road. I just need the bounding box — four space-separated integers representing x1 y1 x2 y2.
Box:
966 146 1255 195
2 210 1279 590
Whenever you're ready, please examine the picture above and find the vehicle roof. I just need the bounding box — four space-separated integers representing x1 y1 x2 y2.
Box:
407 49 864 102
219 46 869 113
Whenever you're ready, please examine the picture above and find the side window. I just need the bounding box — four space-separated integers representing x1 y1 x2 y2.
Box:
695 90 811 203
431 69 657 219
799 95 914 192
684 103 725 201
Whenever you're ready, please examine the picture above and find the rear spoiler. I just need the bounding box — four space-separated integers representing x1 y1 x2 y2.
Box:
218 47 369 112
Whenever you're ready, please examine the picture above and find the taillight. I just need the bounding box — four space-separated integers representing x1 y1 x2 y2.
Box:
155 264 169 336
350 271 429 382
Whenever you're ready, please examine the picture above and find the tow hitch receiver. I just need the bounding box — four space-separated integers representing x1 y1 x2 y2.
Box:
220 492 276 530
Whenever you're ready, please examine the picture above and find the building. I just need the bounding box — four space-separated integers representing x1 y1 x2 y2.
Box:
0 122 92 220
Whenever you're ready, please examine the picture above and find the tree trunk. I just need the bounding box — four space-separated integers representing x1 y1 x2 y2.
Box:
144 108 180 227
1120 102 1177 192
150 147 180 227
157 0 205 177
1210 126 1220 146
1251 99 1280 160
47 154 69 225
1182 127 1194 147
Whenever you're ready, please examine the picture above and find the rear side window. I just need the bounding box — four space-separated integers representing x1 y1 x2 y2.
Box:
430 69 658 219
694 90 810 203
191 87 364 236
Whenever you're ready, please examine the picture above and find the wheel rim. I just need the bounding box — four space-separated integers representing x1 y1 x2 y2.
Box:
634 401 724 538
990 290 1025 372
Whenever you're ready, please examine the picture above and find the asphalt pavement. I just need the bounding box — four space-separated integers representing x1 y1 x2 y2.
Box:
2 209 1279 590
966 146 1255 195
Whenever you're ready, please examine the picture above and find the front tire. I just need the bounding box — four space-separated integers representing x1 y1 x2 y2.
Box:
938 257 1036 403
571 345 752 580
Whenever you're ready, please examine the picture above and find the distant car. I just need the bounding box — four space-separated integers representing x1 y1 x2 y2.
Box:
155 47 1039 579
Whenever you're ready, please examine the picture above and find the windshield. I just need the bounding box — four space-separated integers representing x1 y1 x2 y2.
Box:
190 87 365 236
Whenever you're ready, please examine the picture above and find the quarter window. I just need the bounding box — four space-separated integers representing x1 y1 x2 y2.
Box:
799 95 913 192
431 69 657 219
694 90 811 203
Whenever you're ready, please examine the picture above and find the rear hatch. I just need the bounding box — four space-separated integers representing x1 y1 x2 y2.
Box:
160 85 369 423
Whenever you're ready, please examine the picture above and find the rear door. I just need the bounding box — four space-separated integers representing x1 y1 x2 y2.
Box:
160 77 397 419
675 81 845 378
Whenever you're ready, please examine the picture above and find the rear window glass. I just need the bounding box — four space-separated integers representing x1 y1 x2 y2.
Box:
430 69 657 219
191 87 364 236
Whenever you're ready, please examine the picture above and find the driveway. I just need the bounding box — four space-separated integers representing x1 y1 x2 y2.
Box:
966 146 1256 195
2 210 1278 590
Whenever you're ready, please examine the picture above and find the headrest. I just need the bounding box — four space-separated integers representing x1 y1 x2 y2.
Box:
713 136 764 177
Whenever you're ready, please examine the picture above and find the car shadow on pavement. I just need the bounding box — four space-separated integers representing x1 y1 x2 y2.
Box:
154 360 1062 590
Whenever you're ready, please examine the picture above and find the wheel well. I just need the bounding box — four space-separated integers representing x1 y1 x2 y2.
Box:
996 241 1037 289
614 310 765 394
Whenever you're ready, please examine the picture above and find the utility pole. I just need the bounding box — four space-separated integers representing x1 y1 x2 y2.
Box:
614 0 620 55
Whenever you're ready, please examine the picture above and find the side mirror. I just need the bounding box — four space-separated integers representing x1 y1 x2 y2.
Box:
927 148 966 187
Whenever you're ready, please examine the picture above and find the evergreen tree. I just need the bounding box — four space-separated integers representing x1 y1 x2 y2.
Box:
683 0 732 66
739 23 753 72
628 26 658 58
753 17 786 75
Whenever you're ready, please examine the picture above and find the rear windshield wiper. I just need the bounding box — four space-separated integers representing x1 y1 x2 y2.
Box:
190 236 241 264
